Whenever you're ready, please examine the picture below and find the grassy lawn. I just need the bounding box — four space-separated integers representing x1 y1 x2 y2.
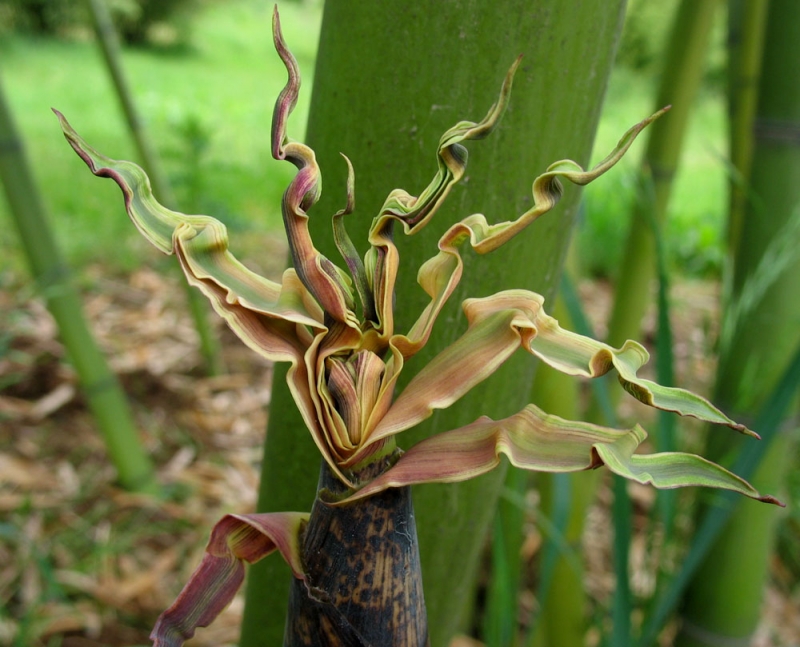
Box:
1 0 731 284
1 0 322 276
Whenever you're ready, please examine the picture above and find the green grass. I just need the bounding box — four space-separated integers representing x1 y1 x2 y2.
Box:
581 67 728 278
1 0 322 276
2 0 729 282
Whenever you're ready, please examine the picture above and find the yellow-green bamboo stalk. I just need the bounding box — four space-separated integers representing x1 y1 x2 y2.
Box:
487 260 584 647
603 0 720 355
0 75 156 494
86 0 224 376
675 2 800 643
239 2 627 644
726 0 769 259
527 307 593 647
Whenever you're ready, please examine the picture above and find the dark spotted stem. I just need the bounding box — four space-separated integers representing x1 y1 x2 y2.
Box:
283 459 429 646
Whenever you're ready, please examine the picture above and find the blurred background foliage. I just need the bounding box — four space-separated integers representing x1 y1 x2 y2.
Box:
1 0 798 645
0 0 727 282
1 0 204 46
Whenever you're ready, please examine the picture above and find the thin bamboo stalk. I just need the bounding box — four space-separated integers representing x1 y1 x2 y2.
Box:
580 9 720 631
675 2 800 642
0 75 156 494
726 0 769 258
525 296 590 647
561 274 632 647
528 471 596 647
487 281 582 646
484 466 526 647
603 0 720 355
86 0 224 376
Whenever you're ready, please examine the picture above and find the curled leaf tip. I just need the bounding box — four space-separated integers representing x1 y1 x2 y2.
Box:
53 110 180 254
735 423 760 440
271 5 300 161
337 152 356 216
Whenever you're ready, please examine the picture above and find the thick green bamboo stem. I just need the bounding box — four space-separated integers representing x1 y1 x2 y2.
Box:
284 459 428 646
676 2 800 643
604 0 719 355
0 75 156 494
86 0 224 376
240 3 626 645
726 0 769 257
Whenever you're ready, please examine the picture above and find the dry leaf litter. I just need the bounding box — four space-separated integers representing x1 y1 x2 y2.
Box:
1 264 797 647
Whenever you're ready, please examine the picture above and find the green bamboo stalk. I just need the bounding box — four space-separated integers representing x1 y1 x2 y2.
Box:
86 0 224 376
675 2 800 642
611 474 634 647
528 472 596 647
603 0 720 355
239 2 627 645
726 0 769 258
571 298 636 647
651 211 678 532
489 288 586 647
525 295 592 647
0 74 156 494
528 273 629 647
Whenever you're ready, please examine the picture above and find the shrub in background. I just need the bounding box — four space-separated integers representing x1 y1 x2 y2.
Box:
0 0 205 46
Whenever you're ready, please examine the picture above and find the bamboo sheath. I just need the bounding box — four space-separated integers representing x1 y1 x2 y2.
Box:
284 460 428 646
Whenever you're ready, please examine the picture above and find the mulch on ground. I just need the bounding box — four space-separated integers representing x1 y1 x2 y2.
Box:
1 265 797 646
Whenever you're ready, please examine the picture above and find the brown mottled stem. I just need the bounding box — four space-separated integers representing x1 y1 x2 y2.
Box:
284 459 428 646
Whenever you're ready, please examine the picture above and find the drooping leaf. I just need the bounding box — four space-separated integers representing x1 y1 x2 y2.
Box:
342 405 781 506
367 291 545 447
54 110 323 332
525 301 757 436
362 290 751 463
151 512 308 647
